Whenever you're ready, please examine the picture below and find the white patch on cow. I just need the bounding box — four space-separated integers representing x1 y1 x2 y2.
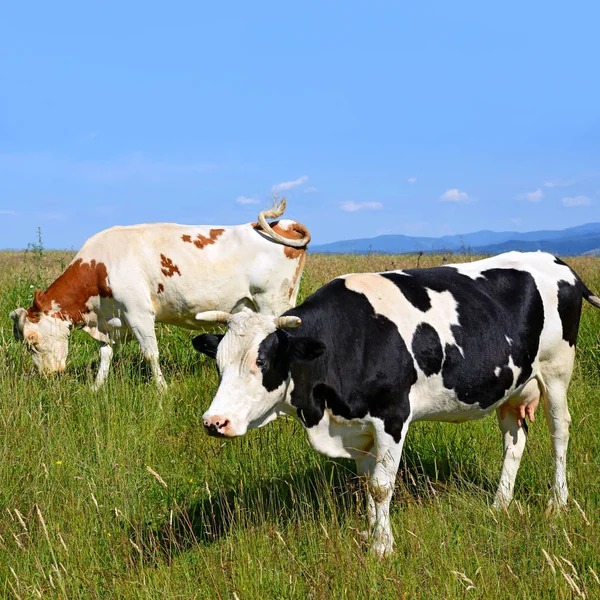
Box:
506 335 513 346
494 366 501 377
49 300 62 315
506 355 521 389
304 410 374 459
202 312 291 436
448 251 576 283
343 274 462 354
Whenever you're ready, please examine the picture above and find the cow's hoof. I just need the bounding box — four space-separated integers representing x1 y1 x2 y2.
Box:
545 496 568 516
492 495 511 511
370 540 394 558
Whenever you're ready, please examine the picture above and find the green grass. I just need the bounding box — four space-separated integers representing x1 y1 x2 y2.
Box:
1 250 599 599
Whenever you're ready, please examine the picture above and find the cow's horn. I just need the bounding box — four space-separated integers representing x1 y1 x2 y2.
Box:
274 316 302 329
257 196 310 249
9 308 26 322
195 311 232 323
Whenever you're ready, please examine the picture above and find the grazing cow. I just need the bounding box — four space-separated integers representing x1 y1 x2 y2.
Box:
10 199 309 389
192 252 600 556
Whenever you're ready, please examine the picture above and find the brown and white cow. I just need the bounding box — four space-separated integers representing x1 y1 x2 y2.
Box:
10 199 309 390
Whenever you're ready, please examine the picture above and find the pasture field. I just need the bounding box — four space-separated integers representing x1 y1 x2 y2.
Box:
1 249 599 600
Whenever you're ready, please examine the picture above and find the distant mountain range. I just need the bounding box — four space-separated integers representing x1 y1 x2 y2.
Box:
311 222 600 257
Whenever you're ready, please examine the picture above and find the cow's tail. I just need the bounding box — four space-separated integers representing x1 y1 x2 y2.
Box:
582 284 600 309
257 197 310 248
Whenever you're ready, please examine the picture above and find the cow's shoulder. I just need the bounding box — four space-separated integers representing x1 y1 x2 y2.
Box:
288 278 416 443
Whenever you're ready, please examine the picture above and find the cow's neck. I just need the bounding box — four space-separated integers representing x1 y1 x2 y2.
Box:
29 258 112 325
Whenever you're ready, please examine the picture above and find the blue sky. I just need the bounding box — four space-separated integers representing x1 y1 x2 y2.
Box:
1 1 599 249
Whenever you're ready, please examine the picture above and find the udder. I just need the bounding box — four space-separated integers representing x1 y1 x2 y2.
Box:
499 379 541 427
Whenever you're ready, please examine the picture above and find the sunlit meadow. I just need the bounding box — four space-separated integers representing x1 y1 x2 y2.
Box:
1 248 599 599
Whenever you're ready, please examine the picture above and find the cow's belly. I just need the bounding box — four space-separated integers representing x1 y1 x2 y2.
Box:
409 374 539 423
153 280 255 329
305 410 374 459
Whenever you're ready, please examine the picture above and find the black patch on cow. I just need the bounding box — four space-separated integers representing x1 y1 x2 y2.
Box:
557 280 581 346
382 272 431 311
257 333 325 392
281 279 417 443
410 267 545 406
412 323 443 376
192 334 223 360
257 331 290 392
384 266 544 409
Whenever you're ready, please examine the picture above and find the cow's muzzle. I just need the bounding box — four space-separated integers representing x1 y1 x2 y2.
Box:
203 415 233 437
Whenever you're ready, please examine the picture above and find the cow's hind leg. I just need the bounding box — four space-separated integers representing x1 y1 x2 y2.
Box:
355 453 376 538
493 408 528 509
125 313 166 391
541 375 572 509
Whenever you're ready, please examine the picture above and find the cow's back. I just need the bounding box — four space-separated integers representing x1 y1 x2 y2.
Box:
75 222 305 328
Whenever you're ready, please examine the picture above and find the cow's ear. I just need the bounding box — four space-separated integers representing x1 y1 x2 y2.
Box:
33 290 46 310
289 337 325 362
192 334 224 360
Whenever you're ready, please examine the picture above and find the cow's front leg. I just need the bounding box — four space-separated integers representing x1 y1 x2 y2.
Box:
126 314 167 391
365 423 407 557
92 343 114 390
83 325 114 390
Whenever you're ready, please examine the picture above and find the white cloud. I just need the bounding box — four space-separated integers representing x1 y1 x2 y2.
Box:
440 188 469 202
236 196 259 205
340 201 383 212
271 176 308 194
304 186 319 194
519 188 544 202
544 179 574 188
407 177 417 184
0 209 18 215
562 195 592 207
510 217 523 225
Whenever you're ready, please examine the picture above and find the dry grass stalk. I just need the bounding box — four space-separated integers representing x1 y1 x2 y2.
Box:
146 466 168 489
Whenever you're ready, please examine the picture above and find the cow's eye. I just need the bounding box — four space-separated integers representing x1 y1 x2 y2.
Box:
256 358 266 368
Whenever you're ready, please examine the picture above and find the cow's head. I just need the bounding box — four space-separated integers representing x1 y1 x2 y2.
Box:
193 311 324 437
10 293 72 374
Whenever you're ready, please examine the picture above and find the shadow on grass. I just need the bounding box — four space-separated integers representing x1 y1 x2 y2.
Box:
135 461 361 561
133 442 503 563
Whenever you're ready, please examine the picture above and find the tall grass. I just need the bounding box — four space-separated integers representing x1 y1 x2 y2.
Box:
1 250 599 599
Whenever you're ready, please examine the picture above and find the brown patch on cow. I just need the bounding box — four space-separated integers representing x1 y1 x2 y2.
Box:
251 220 310 259
160 254 181 277
288 251 307 299
26 259 113 324
181 228 225 249
157 283 165 294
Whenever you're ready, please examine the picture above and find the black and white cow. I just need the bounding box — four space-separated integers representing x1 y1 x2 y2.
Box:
192 252 600 556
